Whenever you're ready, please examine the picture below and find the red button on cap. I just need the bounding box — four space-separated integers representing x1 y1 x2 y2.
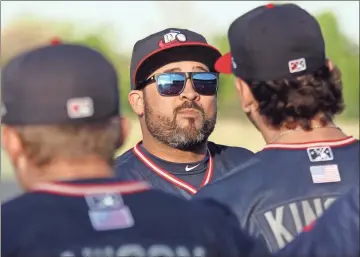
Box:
50 37 61 45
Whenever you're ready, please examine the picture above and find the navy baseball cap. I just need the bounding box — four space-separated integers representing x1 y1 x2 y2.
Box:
130 28 222 89
215 3 326 81
1 43 120 125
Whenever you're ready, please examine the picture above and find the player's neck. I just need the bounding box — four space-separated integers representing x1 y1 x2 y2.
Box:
262 120 348 144
32 157 114 184
141 136 207 163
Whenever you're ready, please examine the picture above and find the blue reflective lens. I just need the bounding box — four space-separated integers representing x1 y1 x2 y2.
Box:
156 72 218 96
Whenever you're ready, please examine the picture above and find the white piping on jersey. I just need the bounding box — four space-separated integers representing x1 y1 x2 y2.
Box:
263 136 357 150
32 181 150 196
133 142 213 195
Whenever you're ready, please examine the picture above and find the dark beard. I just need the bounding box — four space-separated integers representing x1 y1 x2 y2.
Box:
144 98 217 151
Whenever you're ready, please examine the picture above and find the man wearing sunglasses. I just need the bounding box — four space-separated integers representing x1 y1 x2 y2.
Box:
114 28 254 198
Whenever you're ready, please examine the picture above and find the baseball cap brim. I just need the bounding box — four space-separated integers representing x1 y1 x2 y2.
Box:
214 52 233 74
133 42 222 86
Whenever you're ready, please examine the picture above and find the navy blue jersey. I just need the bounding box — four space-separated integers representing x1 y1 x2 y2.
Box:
1 177 262 257
193 137 359 252
114 141 254 198
277 185 359 257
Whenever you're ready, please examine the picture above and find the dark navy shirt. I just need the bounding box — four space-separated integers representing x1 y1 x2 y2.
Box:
194 137 359 252
1 177 263 257
277 185 359 257
114 141 254 198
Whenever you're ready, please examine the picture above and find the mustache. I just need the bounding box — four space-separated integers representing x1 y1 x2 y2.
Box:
173 101 204 116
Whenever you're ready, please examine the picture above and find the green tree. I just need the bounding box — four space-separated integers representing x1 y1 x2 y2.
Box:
211 11 359 120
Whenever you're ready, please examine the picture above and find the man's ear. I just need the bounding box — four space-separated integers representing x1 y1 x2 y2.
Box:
1 126 24 165
234 78 255 113
128 90 144 116
326 59 334 71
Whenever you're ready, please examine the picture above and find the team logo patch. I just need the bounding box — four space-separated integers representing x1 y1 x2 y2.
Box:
309 164 341 183
85 193 124 209
66 97 94 119
85 193 134 231
158 30 187 48
288 58 306 73
307 146 334 162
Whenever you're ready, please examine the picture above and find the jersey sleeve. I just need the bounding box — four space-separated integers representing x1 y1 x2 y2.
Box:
276 186 359 257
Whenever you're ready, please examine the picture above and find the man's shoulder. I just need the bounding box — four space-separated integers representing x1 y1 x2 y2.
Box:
2 192 51 235
194 156 263 201
207 141 255 168
2 192 40 213
208 141 254 156
113 146 147 180
114 147 137 167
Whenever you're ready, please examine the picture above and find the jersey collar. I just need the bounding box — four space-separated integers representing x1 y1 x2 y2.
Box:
132 142 213 195
263 136 357 150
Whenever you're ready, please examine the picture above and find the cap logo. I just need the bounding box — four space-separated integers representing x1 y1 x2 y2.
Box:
231 57 237 69
66 97 94 119
289 58 307 73
158 30 187 48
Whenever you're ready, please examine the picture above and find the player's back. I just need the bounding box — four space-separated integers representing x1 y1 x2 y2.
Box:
1 178 260 257
194 137 359 252
277 185 359 257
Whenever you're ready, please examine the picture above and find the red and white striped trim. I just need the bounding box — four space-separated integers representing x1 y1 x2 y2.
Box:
263 136 358 150
32 181 150 196
133 142 213 195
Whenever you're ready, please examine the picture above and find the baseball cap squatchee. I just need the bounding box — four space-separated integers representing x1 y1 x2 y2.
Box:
1 43 120 125
215 3 326 81
130 28 222 89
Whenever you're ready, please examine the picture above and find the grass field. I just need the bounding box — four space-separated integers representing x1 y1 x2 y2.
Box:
1 118 359 179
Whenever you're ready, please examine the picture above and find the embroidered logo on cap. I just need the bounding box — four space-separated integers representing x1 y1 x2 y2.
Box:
66 97 94 119
289 58 307 73
158 30 187 48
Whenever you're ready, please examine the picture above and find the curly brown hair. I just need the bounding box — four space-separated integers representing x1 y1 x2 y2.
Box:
247 65 345 130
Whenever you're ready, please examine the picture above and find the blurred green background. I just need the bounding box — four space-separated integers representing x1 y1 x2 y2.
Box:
1 1 359 179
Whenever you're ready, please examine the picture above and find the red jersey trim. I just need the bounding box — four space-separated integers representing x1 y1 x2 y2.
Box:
132 142 213 195
263 136 357 150
32 181 150 196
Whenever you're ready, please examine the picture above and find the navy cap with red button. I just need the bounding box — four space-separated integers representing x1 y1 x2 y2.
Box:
130 28 222 90
215 3 326 81
1 40 120 125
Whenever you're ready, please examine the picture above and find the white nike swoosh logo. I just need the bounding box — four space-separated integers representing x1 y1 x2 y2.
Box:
185 164 200 172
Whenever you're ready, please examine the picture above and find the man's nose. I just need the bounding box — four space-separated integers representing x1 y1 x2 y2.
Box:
179 77 199 101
